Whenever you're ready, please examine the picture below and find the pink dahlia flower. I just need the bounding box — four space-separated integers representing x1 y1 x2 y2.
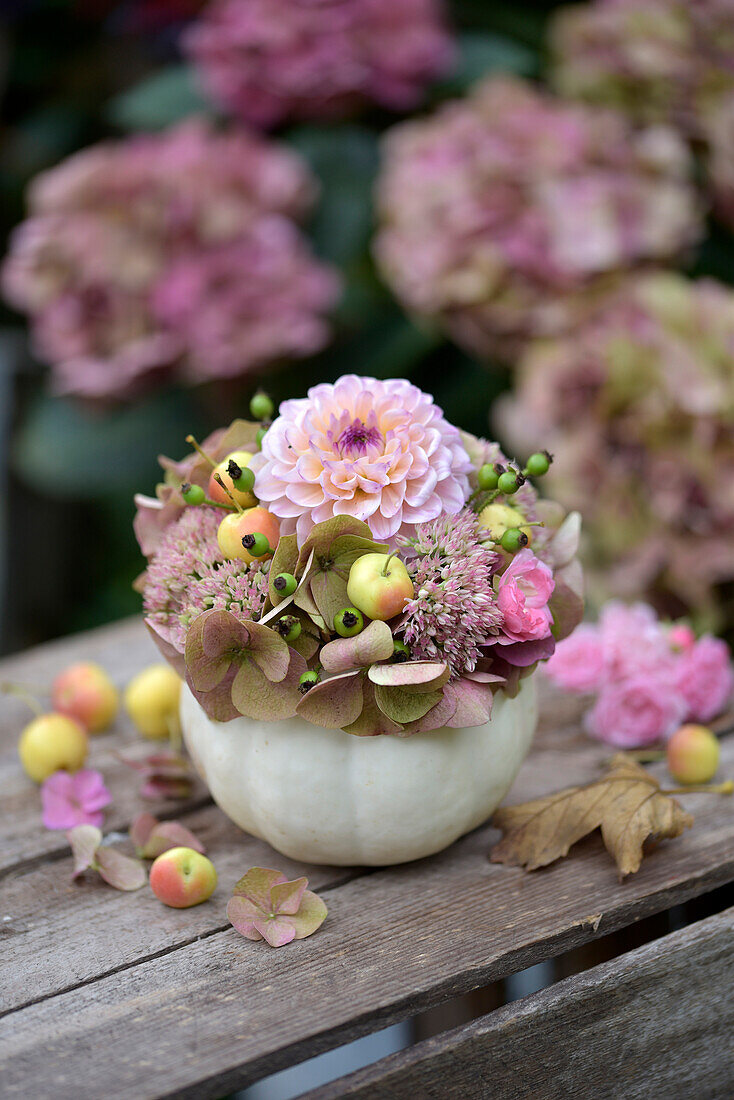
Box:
676 635 734 723
375 76 701 361
184 0 454 128
249 374 472 541
2 120 339 399
586 673 687 748
495 550 555 646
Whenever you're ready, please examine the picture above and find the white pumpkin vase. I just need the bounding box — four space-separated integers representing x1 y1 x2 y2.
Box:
180 676 538 866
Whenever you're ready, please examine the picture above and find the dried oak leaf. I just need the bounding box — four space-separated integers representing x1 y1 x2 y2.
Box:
227 867 327 947
490 755 694 878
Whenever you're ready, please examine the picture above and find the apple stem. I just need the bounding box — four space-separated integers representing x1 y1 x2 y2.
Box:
185 434 217 470
0 681 44 717
382 552 399 577
213 473 244 514
662 780 733 796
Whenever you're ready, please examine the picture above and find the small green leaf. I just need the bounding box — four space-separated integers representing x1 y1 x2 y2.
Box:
373 685 443 724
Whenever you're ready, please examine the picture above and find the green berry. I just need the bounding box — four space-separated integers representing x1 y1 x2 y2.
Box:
241 531 271 557
181 483 205 505
334 607 364 638
275 615 301 643
526 451 552 477
477 463 501 491
232 465 255 494
273 572 297 596
392 639 410 663
256 426 268 447
497 470 523 495
299 670 319 694
500 527 529 553
250 391 275 421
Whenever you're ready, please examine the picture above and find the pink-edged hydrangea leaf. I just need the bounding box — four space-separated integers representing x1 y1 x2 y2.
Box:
443 678 495 728
186 666 241 723
144 618 187 678
294 517 387 630
227 867 327 948
549 560 585 642
95 847 147 891
342 680 404 737
320 620 394 673
68 824 103 877
401 687 459 736
130 812 206 858
367 661 450 694
267 534 299 607
67 825 146 891
231 648 307 721
373 683 443 724
295 669 364 728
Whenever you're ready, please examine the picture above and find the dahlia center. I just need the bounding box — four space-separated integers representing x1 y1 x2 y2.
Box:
336 418 383 458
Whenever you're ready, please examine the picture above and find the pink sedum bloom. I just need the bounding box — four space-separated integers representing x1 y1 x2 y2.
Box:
586 674 687 748
495 549 555 645
676 635 734 723
544 623 604 692
249 374 472 542
41 768 111 831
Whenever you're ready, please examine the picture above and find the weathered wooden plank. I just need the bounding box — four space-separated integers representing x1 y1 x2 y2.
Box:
0 802 355 1014
2 742 733 1100
0 619 208 875
307 906 734 1100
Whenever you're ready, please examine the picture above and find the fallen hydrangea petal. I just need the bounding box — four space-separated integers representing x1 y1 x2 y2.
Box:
118 750 194 801
130 812 206 858
227 867 327 948
367 661 450 693
67 825 146 891
95 847 147 891
295 670 364 728
41 768 112 830
68 824 103 877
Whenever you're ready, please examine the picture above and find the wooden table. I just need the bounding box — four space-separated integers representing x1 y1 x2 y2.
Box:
1 619 732 1099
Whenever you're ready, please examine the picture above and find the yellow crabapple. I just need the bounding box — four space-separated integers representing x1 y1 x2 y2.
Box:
124 664 182 740
18 713 88 782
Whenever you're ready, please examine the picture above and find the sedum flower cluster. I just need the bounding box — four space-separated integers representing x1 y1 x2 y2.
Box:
496 273 734 633
2 119 340 399
183 0 454 129
374 76 701 362
135 376 583 735
546 601 734 748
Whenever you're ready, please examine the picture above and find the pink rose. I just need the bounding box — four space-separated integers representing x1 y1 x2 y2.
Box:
585 674 687 748
598 600 676 681
676 635 734 722
545 624 604 692
496 549 554 645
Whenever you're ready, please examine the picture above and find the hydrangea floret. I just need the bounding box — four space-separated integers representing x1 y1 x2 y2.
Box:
134 376 583 735
227 867 327 948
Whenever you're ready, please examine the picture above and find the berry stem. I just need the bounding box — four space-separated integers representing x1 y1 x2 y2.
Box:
185 434 216 469
0 681 44 716
202 496 235 511
214 473 244 514
661 780 733 796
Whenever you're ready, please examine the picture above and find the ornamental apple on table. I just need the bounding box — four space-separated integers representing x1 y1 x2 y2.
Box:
149 846 217 908
51 662 119 733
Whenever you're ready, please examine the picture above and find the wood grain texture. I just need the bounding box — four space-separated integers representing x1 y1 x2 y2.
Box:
306 906 734 1100
2 619 733 1100
2 758 733 1100
0 619 207 875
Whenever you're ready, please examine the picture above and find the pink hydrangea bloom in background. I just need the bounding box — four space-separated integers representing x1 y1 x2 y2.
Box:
495 550 555 645
496 273 734 630
585 673 687 748
546 600 734 747
676 636 734 723
41 769 111 830
2 119 339 398
544 623 604 692
374 76 701 362
184 0 454 128
249 374 472 541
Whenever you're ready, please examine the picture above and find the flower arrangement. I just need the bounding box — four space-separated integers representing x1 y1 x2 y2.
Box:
134 375 583 736
183 0 454 128
1 119 340 399
374 75 701 362
496 273 734 632
545 601 734 748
